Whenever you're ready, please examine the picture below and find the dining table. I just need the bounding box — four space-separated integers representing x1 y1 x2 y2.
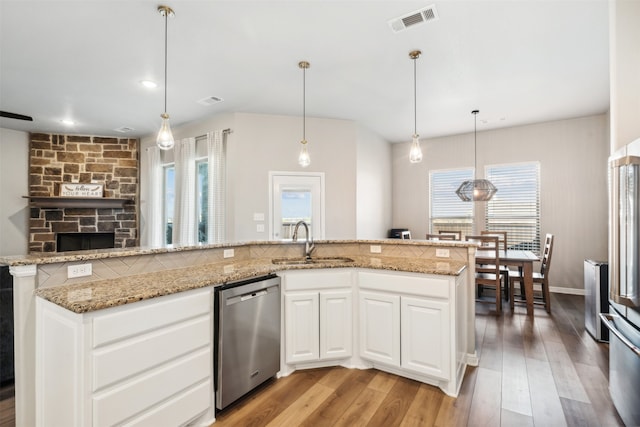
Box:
475 249 540 315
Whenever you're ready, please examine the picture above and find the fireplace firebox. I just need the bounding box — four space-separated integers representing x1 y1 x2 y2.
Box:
57 233 116 252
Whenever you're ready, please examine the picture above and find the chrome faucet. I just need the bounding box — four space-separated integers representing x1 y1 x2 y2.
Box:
292 220 315 260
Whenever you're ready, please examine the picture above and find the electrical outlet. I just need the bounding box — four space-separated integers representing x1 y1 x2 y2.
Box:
436 248 450 258
223 249 235 258
370 245 382 254
256 224 265 232
67 263 92 278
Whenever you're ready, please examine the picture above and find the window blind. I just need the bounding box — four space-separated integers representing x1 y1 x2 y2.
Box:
429 168 474 237
485 162 541 254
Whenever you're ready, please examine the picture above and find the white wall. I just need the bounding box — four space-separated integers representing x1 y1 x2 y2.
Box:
392 114 609 291
610 0 640 151
0 128 29 256
140 112 360 243
356 124 392 239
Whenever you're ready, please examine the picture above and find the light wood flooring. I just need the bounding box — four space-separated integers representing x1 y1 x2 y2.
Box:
213 294 623 427
0 294 624 427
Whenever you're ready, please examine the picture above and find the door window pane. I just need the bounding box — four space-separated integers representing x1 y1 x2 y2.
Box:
281 190 312 239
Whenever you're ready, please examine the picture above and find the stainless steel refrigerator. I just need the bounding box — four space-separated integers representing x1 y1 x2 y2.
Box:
601 144 640 426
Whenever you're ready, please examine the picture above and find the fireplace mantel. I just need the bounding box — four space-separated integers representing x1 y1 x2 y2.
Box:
24 196 133 209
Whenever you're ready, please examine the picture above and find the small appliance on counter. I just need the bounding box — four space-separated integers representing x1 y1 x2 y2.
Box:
388 228 410 239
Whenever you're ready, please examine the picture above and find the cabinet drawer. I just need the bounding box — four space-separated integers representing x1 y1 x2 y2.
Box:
92 315 211 391
283 269 352 291
92 289 211 348
122 380 211 427
359 271 450 299
92 348 211 427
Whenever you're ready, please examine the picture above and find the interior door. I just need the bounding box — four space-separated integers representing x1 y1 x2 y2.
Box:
270 172 325 240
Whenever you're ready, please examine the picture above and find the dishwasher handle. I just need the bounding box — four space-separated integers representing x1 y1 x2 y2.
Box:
225 285 278 306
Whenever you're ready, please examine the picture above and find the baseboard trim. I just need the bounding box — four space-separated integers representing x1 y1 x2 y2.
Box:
550 286 585 296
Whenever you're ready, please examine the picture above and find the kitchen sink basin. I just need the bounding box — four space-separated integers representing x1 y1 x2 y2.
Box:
272 256 354 265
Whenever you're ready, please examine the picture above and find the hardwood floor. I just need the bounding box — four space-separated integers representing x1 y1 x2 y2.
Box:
213 295 623 427
0 295 624 427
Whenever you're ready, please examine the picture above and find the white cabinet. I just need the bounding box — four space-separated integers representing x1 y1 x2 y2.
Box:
358 270 455 384
36 287 215 427
282 270 353 365
359 291 400 365
285 292 320 362
401 296 450 380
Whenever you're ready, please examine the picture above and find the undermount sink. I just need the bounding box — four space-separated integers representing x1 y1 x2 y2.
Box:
272 256 354 265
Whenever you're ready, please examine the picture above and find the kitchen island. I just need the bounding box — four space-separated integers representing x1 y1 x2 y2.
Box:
1 239 478 426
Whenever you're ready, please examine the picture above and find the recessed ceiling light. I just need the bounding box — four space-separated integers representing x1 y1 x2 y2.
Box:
61 119 75 126
140 80 158 89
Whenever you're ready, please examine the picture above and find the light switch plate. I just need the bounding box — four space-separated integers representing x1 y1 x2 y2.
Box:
253 212 265 221
370 245 382 254
67 263 92 278
223 249 235 258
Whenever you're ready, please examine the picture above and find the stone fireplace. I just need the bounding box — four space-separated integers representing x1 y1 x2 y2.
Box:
28 133 139 253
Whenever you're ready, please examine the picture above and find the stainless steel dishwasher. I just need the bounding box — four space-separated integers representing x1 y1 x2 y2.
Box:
214 274 281 410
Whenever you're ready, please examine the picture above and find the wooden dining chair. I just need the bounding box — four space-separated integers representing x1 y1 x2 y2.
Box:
509 233 554 313
438 230 462 240
467 235 502 314
481 231 507 251
481 230 509 298
426 233 456 241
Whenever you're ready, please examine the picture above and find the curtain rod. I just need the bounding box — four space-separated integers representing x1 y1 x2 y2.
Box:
145 128 232 151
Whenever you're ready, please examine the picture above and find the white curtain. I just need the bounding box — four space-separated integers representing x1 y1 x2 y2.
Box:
173 137 197 246
145 146 164 247
207 130 226 243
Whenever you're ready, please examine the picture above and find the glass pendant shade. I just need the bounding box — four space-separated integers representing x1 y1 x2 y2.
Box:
298 140 310 167
455 179 498 202
157 113 175 150
409 134 423 163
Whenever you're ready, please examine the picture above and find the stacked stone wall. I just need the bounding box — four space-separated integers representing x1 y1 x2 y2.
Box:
28 133 139 252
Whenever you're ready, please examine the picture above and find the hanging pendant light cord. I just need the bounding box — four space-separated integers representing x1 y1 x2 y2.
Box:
472 110 479 179
302 65 306 140
413 57 417 136
163 11 168 114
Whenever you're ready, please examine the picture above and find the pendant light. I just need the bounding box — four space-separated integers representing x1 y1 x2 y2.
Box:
409 50 423 163
455 110 498 201
298 61 311 167
156 5 175 150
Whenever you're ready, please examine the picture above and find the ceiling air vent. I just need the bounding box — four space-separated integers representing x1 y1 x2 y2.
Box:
114 126 134 133
389 5 439 33
197 96 224 106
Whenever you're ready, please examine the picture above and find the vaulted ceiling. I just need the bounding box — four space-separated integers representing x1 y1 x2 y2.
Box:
0 1 609 142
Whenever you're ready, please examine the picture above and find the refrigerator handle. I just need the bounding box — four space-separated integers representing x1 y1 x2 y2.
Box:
600 313 640 356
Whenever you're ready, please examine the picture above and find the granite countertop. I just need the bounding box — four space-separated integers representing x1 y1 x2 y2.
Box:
34 255 467 314
0 239 474 267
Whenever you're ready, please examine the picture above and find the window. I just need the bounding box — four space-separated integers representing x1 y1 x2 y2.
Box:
429 168 474 237
163 164 175 245
196 159 208 243
485 162 541 254
159 131 226 246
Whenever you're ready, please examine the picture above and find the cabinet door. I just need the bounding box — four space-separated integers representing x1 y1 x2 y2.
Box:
320 290 352 360
285 293 320 363
401 296 450 380
359 291 400 366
